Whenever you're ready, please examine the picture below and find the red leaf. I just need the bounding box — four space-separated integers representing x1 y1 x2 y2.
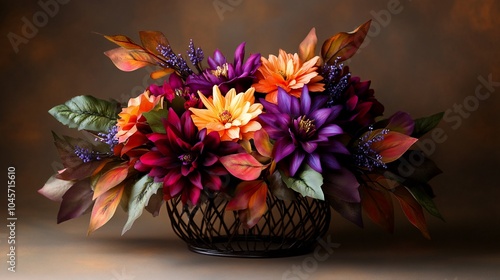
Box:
226 180 268 228
360 185 394 233
88 184 124 235
321 20 371 63
220 153 265 180
253 129 273 158
93 163 129 199
393 186 431 239
370 131 418 163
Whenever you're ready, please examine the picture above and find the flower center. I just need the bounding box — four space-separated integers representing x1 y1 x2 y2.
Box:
179 152 196 165
219 110 232 124
278 70 287 80
211 63 229 78
298 116 316 137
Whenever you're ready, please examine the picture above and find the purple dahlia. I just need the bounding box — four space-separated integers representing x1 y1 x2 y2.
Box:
259 87 349 177
186 42 261 96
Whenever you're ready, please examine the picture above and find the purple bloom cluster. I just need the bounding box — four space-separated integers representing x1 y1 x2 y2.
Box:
259 87 349 177
186 42 261 96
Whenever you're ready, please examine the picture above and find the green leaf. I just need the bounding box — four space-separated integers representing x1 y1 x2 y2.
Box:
268 171 296 201
404 185 444 221
412 112 444 138
49 95 118 132
280 165 324 200
121 176 163 235
143 107 169 133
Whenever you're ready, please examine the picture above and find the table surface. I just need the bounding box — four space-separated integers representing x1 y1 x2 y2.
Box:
2 205 499 280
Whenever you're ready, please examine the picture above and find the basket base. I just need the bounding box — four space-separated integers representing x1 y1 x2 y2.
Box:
185 235 318 258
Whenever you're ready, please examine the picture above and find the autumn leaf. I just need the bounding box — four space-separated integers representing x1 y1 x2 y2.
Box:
38 174 75 202
369 130 418 163
104 47 159 72
139 31 169 55
392 186 431 239
253 129 273 158
103 34 142 50
88 184 125 235
360 184 394 233
226 180 268 228
220 153 266 180
299 27 318 62
57 179 94 223
92 163 129 199
321 20 371 64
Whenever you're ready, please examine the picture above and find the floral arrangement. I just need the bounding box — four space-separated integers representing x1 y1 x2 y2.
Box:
39 20 443 238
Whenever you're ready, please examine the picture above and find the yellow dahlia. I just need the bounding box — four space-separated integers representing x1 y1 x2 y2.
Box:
189 85 263 141
252 49 324 104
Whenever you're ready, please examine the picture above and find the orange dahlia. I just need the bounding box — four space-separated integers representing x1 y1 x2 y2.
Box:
116 90 163 143
252 49 324 104
189 85 263 141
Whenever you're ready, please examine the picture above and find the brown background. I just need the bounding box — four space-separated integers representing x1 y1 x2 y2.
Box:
1 0 499 279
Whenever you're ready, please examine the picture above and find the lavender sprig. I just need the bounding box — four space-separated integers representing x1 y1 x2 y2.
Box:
353 127 389 171
157 44 193 78
74 126 119 163
321 58 351 107
187 39 204 73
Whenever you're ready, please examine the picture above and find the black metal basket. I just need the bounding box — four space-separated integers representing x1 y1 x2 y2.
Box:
166 191 331 258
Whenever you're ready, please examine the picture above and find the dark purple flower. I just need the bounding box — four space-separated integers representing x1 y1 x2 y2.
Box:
259 87 349 177
148 74 203 109
134 108 242 205
186 42 261 96
148 73 184 102
321 62 384 134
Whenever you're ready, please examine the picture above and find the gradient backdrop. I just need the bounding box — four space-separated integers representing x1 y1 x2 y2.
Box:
1 0 499 279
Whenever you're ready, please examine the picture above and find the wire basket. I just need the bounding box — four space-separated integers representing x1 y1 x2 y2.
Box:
166 191 331 258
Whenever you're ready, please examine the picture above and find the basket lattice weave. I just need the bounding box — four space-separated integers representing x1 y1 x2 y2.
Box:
166 191 331 257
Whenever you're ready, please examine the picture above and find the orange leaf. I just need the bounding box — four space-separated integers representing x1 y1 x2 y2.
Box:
104 47 157 72
93 163 129 199
360 184 394 233
370 131 418 163
150 68 174 79
88 184 124 234
321 20 371 64
226 180 268 228
254 129 273 158
103 34 142 50
220 153 265 181
139 31 169 55
299 27 318 62
393 186 431 239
